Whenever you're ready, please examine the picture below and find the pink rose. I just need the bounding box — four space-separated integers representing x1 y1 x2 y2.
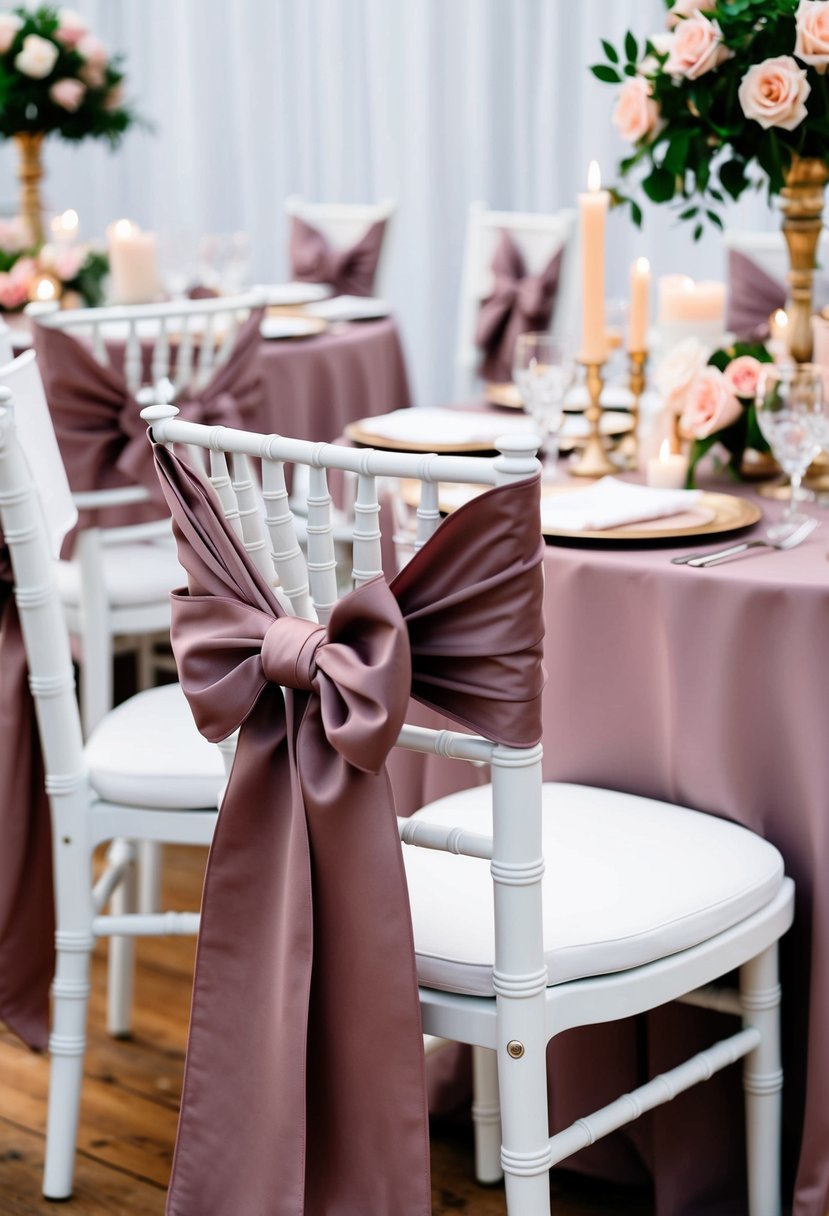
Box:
52 246 84 282
795 0 829 73
0 217 27 255
104 81 124 111
14 32 59 79
0 12 22 53
50 77 86 111
738 56 811 130
55 8 87 48
0 258 34 310
77 33 107 86
612 76 661 143
679 366 743 439
666 0 711 28
665 12 732 79
10 256 36 284
655 337 709 414
723 354 763 400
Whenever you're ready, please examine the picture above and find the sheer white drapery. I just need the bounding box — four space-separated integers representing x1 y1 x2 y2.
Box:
1 0 780 405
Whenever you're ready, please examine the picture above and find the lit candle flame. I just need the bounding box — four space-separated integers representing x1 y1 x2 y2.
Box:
636 256 650 275
679 275 695 292
113 218 136 237
659 438 672 462
773 308 788 330
587 160 601 192
35 277 57 301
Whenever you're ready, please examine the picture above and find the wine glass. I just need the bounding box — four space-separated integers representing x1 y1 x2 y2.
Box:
512 332 573 480
755 364 822 540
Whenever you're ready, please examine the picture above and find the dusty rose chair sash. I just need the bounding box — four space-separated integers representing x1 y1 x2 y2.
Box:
151 444 544 1216
475 229 563 384
289 214 386 297
32 311 264 552
0 541 54 1051
726 250 786 341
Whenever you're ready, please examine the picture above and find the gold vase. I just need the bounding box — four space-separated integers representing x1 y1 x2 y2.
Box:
779 155 829 363
14 132 45 248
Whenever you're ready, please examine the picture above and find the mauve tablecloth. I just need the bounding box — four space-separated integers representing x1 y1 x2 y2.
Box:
386 482 828 1216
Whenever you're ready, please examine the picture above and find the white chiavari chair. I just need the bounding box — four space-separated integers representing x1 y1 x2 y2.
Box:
284 195 396 298
0 388 225 1200
142 401 794 1216
455 201 577 400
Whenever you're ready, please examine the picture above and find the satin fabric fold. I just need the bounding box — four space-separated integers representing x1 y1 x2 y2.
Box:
289 215 386 297
0 543 54 1050
726 250 786 342
476 230 563 384
32 310 264 553
150 444 544 1216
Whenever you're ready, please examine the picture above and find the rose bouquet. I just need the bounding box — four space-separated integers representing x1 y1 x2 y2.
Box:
593 0 829 234
0 5 135 143
656 336 775 483
0 218 107 310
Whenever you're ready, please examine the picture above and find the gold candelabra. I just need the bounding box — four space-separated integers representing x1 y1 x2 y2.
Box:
617 349 647 470
571 358 617 478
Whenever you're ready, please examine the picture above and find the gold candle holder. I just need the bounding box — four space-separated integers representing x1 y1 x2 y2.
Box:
570 358 617 478
617 349 647 470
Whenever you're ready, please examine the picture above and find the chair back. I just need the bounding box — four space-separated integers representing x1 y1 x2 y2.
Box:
284 195 396 297
455 201 576 399
26 289 265 397
723 228 829 298
0 391 87 830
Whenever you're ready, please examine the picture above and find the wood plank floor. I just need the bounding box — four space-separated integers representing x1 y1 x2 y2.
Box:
0 845 653 1215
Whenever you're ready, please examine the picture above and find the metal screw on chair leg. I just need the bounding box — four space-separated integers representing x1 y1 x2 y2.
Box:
506 1040 524 1059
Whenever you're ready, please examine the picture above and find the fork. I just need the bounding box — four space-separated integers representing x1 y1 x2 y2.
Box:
679 517 819 567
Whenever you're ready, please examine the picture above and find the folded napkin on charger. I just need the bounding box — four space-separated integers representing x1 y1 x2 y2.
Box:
357 407 534 445
541 477 701 532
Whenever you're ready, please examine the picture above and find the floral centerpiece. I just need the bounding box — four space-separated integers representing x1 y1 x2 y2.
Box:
593 0 829 360
656 336 775 484
0 216 107 310
0 5 139 307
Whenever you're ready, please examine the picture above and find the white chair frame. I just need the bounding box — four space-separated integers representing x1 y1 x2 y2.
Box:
455 201 577 400
284 194 396 299
140 402 794 1216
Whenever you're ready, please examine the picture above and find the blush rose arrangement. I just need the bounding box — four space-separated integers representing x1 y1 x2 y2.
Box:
0 218 107 310
593 0 829 234
655 335 775 484
0 5 136 144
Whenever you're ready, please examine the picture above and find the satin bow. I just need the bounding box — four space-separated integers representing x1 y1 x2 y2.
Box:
726 250 787 342
32 311 264 554
475 229 563 384
289 215 386 298
151 444 544 1216
0 545 54 1050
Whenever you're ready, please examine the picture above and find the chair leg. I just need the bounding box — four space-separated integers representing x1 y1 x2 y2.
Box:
106 841 137 1039
741 944 783 1216
472 1045 503 1184
496 1006 552 1215
137 840 163 914
43 930 94 1199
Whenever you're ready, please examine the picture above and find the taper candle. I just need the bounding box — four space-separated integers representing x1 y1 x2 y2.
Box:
579 160 609 364
628 257 650 352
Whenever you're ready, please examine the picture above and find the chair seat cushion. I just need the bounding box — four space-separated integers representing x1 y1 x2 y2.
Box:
57 536 183 608
404 783 785 997
85 683 225 809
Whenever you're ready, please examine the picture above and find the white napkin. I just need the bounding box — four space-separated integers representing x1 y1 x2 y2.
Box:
542 477 701 532
0 350 77 556
307 295 390 322
357 407 535 445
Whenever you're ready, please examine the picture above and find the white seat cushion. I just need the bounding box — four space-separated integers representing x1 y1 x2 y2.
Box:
85 683 225 809
57 536 183 609
404 783 785 998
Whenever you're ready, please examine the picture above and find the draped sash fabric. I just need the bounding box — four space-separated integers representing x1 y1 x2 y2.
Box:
476 230 563 384
151 445 545 1216
726 250 787 341
0 542 54 1050
289 215 387 297
32 310 264 553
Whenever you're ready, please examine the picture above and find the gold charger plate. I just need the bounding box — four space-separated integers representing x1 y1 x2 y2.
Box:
484 382 523 409
346 410 633 456
398 481 761 544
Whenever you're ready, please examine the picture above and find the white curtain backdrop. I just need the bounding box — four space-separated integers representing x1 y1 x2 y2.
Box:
2 0 782 406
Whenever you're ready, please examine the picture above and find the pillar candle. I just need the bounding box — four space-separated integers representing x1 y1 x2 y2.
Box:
107 219 160 305
579 160 609 364
657 275 725 324
628 257 650 352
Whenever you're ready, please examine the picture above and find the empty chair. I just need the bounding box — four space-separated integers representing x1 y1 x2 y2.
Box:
139 399 793 1216
285 194 396 298
724 228 829 339
455 201 576 399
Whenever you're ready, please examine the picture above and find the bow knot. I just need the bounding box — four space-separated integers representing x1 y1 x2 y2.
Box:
261 616 325 691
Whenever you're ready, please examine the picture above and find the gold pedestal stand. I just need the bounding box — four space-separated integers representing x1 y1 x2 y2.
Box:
570 358 617 478
15 132 45 248
780 156 829 363
617 349 647 470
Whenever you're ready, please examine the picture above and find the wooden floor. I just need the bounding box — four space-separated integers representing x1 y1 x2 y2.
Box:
0 845 653 1215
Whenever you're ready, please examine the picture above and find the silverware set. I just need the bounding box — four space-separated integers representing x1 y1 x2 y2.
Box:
671 517 819 568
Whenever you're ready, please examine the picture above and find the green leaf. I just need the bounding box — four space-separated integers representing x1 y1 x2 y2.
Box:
706 209 724 229
686 435 720 489
662 131 691 175
642 165 676 203
590 64 622 83
630 199 643 227
624 30 638 63
678 205 698 220
693 222 704 241
601 39 619 64
719 158 748 200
